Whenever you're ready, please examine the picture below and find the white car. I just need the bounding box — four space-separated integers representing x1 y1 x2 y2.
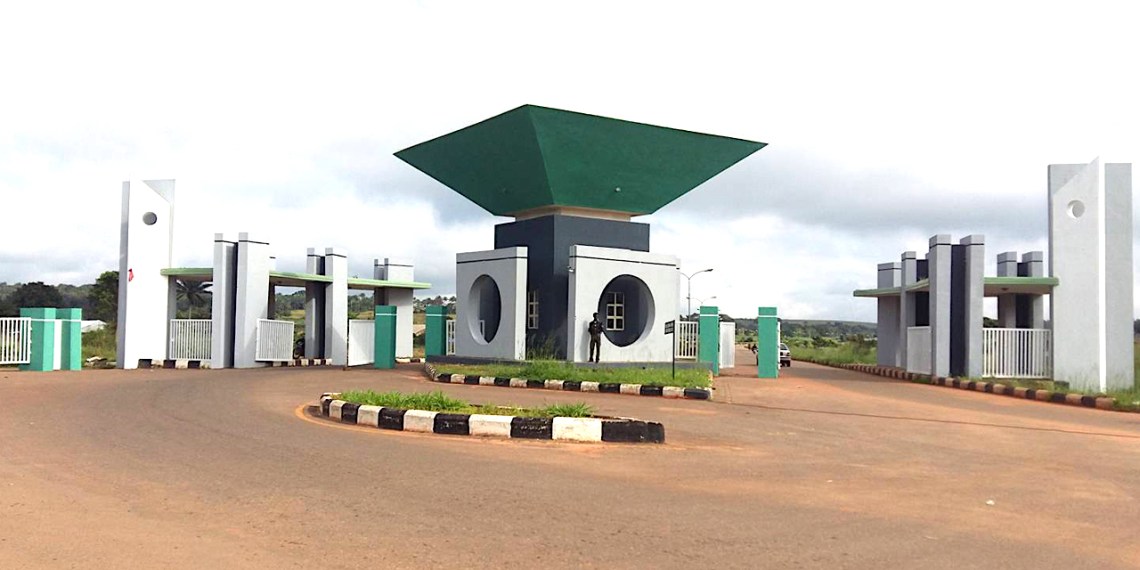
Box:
779 343 791 367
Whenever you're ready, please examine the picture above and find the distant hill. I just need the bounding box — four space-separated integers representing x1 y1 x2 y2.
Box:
733 318 876 338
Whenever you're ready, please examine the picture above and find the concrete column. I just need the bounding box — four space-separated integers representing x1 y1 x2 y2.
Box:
56 308 82 371
996 251 1019 328
898 251 917 369
304 248 324 359
960 235 985 378
374 305 396 369
1019 251 1045 329
19 308 56 372
116 179 175 369
927 234 952 378
1049 160 1134 391
757 306 779 378
375 258 415 359
424 305 447 357
233 234 270 368
323 248 348 366
876 262 901 367
211 234 237 369
698 306 720 375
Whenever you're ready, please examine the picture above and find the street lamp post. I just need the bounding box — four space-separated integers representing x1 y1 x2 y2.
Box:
678 268 714 317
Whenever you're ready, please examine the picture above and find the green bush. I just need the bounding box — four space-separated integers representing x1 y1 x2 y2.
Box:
435 359 710 388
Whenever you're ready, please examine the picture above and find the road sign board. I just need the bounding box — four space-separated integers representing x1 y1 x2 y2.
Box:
664 320 675 335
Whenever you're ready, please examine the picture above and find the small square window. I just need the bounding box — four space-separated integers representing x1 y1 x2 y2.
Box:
526 290 539 330
605 291 624 331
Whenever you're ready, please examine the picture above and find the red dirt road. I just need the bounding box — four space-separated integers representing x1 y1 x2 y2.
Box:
2 353 1138 568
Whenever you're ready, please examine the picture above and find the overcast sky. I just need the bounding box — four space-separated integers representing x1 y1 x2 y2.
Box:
2 0 1138 322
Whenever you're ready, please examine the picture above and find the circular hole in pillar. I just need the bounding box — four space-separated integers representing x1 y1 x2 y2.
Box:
1066 200 1085 219
596 274 654 348
467 275 501 344
142 212 158 225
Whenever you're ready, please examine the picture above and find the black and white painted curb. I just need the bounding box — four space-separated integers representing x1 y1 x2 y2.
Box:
396 357 425 364
137 358 333 369
318 394 665 443
422 362 712 401
268 358 333 368
138 359 211 370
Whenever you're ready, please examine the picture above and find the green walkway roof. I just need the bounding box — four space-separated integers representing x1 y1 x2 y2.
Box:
395 105 766 217
160 268 431 290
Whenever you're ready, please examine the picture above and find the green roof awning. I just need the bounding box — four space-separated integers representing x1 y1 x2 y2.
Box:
395 105 766 217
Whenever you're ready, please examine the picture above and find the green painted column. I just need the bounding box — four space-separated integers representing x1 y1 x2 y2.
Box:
374 305 397 369
56 308 82 371
698 305 720 375
19 307 56 372
757 306 779 378
424 305 446 357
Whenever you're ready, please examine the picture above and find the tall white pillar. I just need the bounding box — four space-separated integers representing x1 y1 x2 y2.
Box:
960 235 985 378
1049 159 1134 392
117 179 176 369
927 234 952 378
304 248 324 359
996 251 1019 328
897 251 917 369
324 248 348 366
876 262 901 367
375 258 415 359
1020 252 1046 329
233 234 270 368
211 234 237 369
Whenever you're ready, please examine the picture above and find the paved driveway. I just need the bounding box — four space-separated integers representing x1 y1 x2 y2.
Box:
1 355 1137 568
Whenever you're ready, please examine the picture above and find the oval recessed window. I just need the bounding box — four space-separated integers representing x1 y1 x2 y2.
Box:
1067 200 1085 219
142 212 158 225
467 274 502 344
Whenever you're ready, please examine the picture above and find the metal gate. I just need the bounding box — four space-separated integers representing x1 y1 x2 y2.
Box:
169 319 212 360
347 319 375 366
675 320 699 360
0 317 31 365
719 322 736 369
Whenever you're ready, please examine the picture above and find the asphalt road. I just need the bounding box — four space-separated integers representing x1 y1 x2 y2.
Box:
2 349 1138 569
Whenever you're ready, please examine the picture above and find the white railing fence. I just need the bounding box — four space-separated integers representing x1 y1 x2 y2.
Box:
675 320 700 360
445 319 456 355
0 317 31 365
906 326 931 374
169 319 212 361
348 319 375 367
983 328 1052 378
719 321 736 369
256 319 295 362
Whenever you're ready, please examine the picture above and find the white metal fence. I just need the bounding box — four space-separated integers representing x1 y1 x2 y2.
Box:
906 326 931 374
719 322 736 369
0 317 31 365
675 320 700 360
983 328 1052 378
256 319 295 362
348 319 375 366
169 319 212 361
445 319 456 355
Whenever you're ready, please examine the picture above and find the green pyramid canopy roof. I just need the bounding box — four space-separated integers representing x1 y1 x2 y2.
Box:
395 105 766 217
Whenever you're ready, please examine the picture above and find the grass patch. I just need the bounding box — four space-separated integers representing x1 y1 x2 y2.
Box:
82 327 117 364
787 343 876 367
335 389 595 418
432 359 710 388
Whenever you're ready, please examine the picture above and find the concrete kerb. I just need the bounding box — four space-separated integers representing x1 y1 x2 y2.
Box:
137 358 335 369
317 393 665 444
421 362 712 401
801 359 1118 412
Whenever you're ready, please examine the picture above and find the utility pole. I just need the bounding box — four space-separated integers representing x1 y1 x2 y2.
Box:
678 268 714 317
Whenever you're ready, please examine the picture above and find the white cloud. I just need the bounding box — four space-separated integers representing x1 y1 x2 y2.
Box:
1 0 1139 322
